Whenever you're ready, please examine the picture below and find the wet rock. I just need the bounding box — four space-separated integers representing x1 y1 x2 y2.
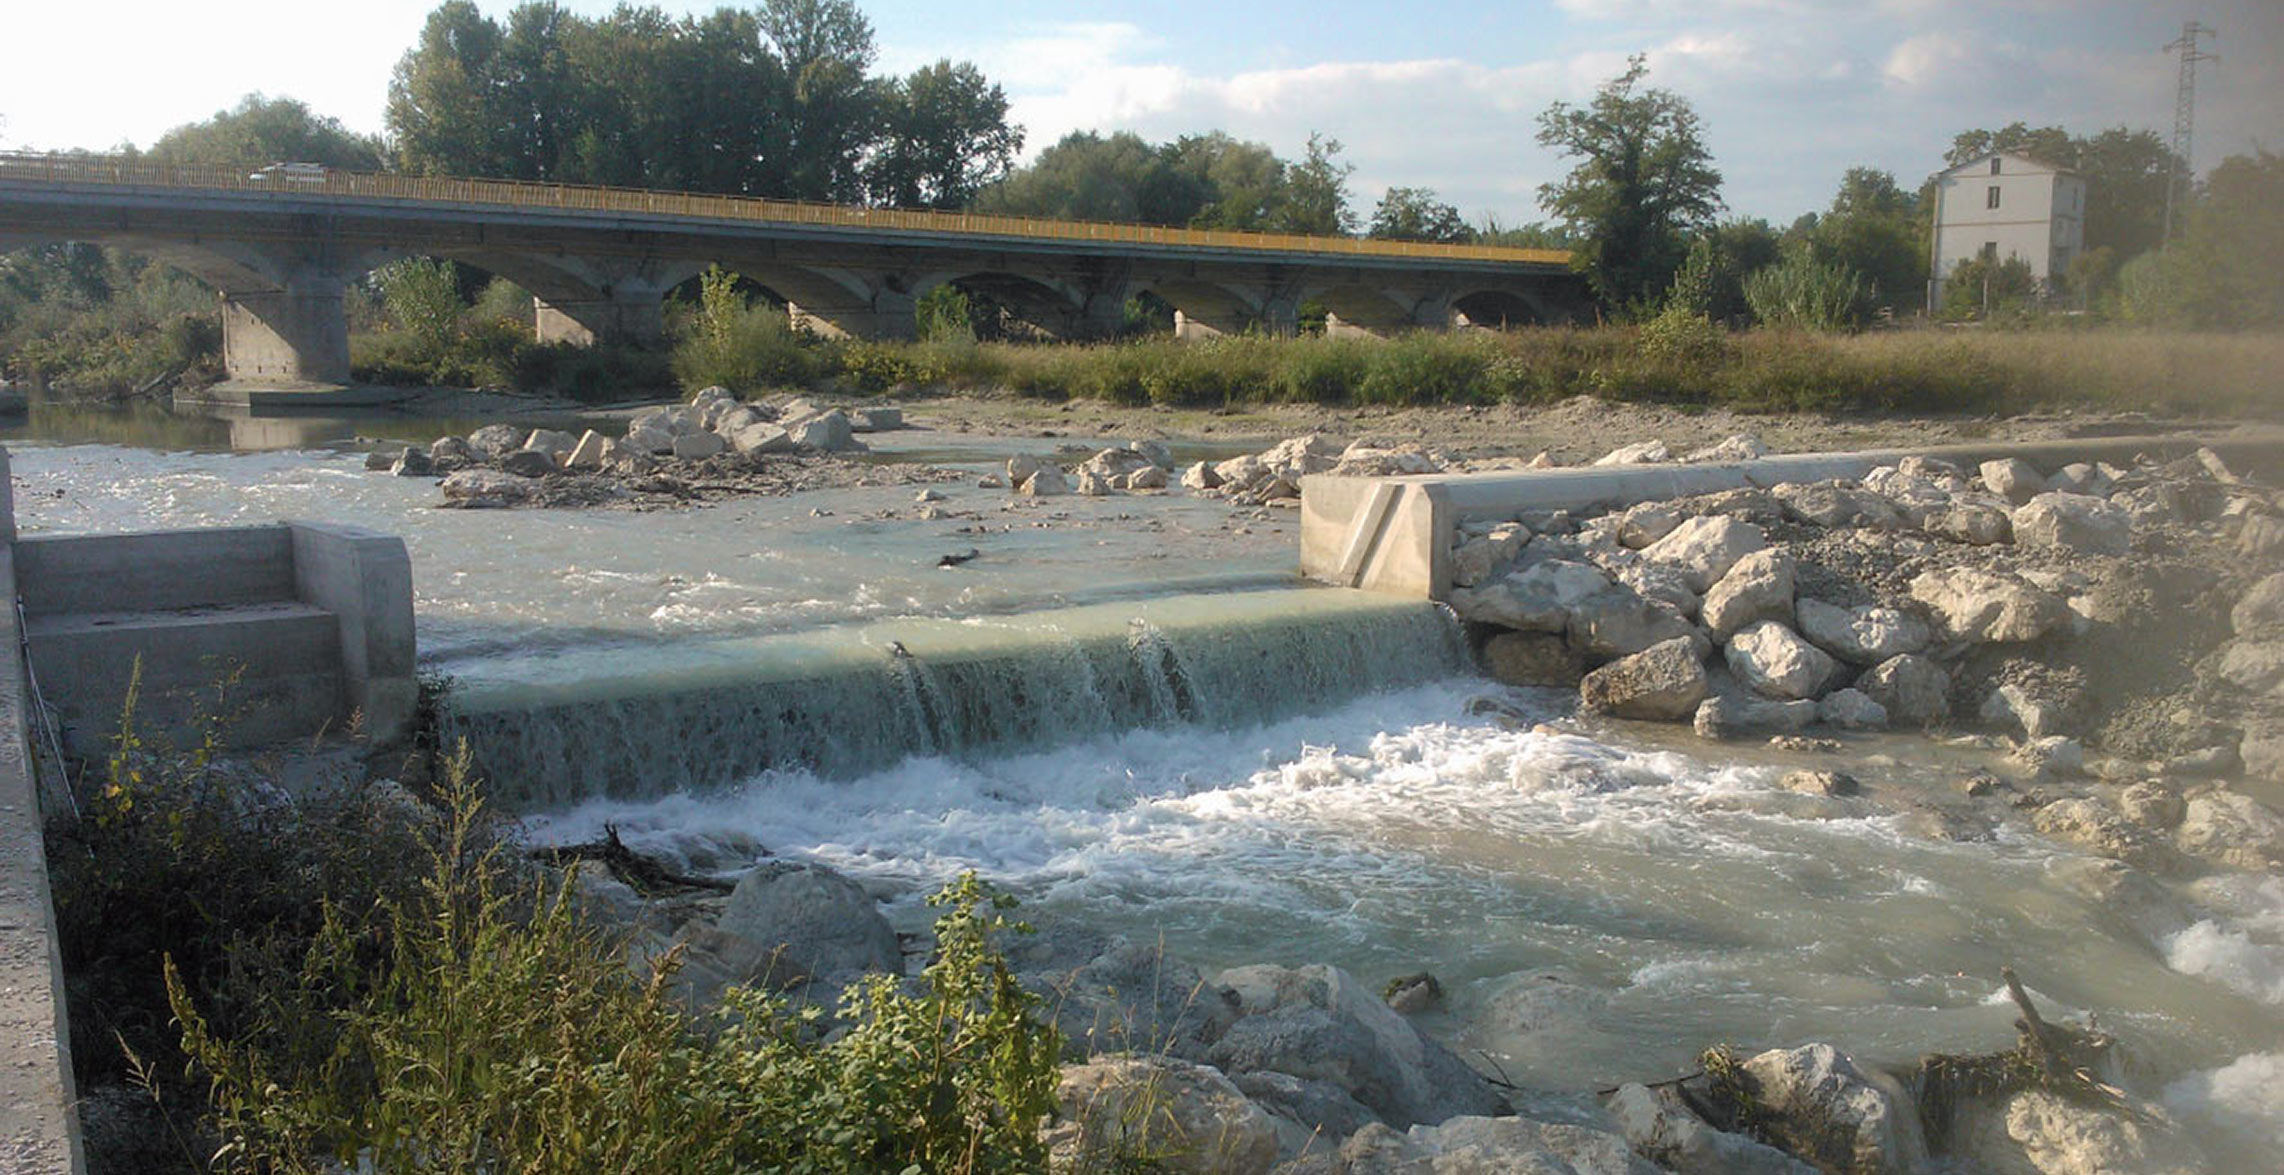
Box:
1020 467 1072 497
1618 502 1682 549
1781 769 1861 797
1923 503 2013 546
1181 461 1223 491
466 422 527 459
363 448 394 471
1029 938 1238 1060
1981 684 2069 739
1593 439 1671 466
1857 654 1950 726
1694 695 1818 739
2216 640 2284 694
1816 688 1888 731
1568 587 1705 660
2045 857 2193 942
1581 637 1710 721
1956 1088 2206 1175
429 435 475 468
2117 781 2186 830
1484 632 1587 689
1796 599 1930 666
1726 621 1839 701
1450 560 1612 633
699 860 901 989
2230 573 2284 635
1980 457 2048 504
1008 454 1042 485
1338 1117 1661 1175
1208 963 1508 1130
2034 798 2150 864
2011 736 2085 778
1701 549 1796 640
1910 568 2069 644
1077 468 1117 496
672 431 727 460
499 449 557 478
389 446 433 477
2013 492 2132 557
2174 791 2284 870
1126 465 1170 490
1738 1043 1929 1175
1641 516 1766 593
1608 1082 1819 1175
1047 1056 1280 1175
1382 973 1444 1016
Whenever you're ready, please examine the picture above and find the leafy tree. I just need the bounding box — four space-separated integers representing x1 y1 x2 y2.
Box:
145 94 385 171
1940 253 2039 320
1536 55 1724 315
1743 245 1874 331
1369 187 1474 243
1167 132 1283 230
758 0 883 202
865 60 1021 208
1474 217 1576 250
1670 218 1780 323
1275 132 1355 236
973 131 1178 222
2121 150 2284 328
1944 122 2074 170
1807 167 1924 313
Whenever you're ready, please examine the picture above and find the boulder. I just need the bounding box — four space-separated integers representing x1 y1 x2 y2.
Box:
690 384 734 405
1207 963 1508 1130
1213 454 1270 492
1857 654 1950 726
1593 439 1671 466
1739 1044 1929 1175
1332 442 1440 477
2117 781 2186 830
1258 434 1341 479
1816 689 1888 730
1580 637 1710 721
1693 695 1818 740
1610 559 1702 621
1684 434 1769 464
1795 599 1931 666
1700 549 1796 640
1617 503 1682 549
1909 568 2069 644
671 431 727 460
388 447 433 477
1566 588 1705 660
565 430 612 470
1450 524 1530 588
2237 513 2284 561
1780 769 1861 797
1955 1088 2206 1175
692 860 901 991
1449 560 1612 634
623 425 677 455
1020 467 1072 497
2049 462 2110 496
1008 454 1042 485
714 403 768 435
2174 791 2284 870
854 406 903 432
2230 573 2284 635
1772 481 1906 530
522 428 578 463
500 449 557 478
1980 457 2048 504
1126 465 1170 490
1045 1057 1280 1175
1863 464 1956 524
1026 937 1239 1061
1082 446 1157 481
1077 469 1117 496
1484 632 1587 689
439 468 536 507
792 410 859 451
1981 684 2069 739
1228 1070 1381 1160
1608 1082 1819 1175
363 449 393 471
1725 621 1839 701
1181 461 1223 491
728 423 795 455
429 435 475 469
466 423 527 459
2013 492 2132 557
1923 503 2013 546
1641 516 1766 593
2034 798 2151 863
1339 1116 1662 1175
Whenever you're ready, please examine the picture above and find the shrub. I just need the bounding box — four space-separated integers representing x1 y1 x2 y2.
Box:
670 266 818 394
1743 251 1875 331
1355 332 1490 405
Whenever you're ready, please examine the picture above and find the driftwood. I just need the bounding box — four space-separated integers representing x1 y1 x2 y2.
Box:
1914 965 2153 1151
531 823 736 895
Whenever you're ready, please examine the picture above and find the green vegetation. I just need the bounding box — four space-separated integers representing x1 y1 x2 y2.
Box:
973 127 1360 235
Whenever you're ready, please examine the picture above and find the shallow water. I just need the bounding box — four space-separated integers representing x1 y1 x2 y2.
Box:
14 419 2284 1164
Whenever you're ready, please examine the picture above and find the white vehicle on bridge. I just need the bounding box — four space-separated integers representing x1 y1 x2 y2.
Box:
248 161 328 184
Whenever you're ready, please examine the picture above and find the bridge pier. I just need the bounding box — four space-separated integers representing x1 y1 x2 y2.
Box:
1172 294 1299 341
220 276 352 386
533 291 668 347
788 289 918 341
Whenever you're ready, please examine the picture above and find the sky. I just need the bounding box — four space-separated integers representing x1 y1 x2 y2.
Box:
1 0 2277 226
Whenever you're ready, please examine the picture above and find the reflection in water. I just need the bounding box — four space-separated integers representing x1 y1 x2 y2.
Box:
0 396 604 454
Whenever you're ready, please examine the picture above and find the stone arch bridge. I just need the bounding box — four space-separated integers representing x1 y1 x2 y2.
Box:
0 153 1584 388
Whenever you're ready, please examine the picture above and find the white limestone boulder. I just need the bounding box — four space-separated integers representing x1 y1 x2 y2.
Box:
1020 467 1072 497
1795 598 1931 666
1700 549 1795 640
671 431 726 460
2012 491 2132 557
1856 654 1950 726
1725 621 1839 701
1641 516 1766 593
1046 1056 1280 1175
1739 1044 1929 1175
1909 568 2070 644
1980 457 2048 504
1448 560 1612 634
1580 637 1710 721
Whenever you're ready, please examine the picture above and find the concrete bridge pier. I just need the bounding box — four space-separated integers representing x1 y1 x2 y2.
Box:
220 273 353 387
1170 291 1300 341
786 280 920 341
1319 287 1455 340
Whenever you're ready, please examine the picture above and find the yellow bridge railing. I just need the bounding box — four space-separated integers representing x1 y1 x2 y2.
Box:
0 151 1572 268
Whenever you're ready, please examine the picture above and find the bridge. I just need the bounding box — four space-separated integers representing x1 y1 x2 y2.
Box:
0 153 1584 389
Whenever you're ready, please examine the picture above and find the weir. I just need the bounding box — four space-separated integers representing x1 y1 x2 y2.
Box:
442 586 1467 805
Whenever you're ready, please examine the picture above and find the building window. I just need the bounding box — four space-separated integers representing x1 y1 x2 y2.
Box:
1987 185 2002 210
1990 158 2002 175
1982 242 1998 261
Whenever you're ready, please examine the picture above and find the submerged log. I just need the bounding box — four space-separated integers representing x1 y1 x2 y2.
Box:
531 823 736 895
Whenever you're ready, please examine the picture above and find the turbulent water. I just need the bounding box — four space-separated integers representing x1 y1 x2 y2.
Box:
13 424 2284 1163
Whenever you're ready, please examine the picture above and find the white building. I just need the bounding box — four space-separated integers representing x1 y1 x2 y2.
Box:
1927 151 2085 309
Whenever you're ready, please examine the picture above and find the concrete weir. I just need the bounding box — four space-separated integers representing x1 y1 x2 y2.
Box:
1301 433 2284 599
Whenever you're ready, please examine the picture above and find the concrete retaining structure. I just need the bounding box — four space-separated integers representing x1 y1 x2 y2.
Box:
1301 433 2284 599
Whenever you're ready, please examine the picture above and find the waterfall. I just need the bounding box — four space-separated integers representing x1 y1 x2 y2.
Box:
442 587 1468 806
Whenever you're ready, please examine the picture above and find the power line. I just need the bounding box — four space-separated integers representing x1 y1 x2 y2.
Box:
2161 20 2218 246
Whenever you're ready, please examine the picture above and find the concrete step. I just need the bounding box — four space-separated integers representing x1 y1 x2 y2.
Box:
14 524 296 616
26 602 344 749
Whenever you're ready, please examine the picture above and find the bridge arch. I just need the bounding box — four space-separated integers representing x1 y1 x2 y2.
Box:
911 270 1103 341
1452 288 1548 330
1138 276 1295 340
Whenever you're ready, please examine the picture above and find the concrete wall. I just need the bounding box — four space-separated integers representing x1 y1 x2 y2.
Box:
290 522 418 740
1930 152 2086 303
1302 433 2284 600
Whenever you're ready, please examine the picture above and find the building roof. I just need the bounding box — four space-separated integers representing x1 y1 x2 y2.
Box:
1939 150 2079 178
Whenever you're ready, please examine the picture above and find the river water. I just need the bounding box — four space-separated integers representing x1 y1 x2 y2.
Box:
10 405 2283 1164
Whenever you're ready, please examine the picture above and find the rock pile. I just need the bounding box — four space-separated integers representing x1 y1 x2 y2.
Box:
997 433 1446 506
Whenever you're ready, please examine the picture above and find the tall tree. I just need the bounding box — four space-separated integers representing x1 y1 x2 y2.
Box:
1536 56 1724 313
865 60 1021 209
1166 133 1283 230
388 1 525 178
1275 132 1355 236
1368 187 1474 243
1943 122 2073 169
145 94 385 171
758 0 881 202
1808 167 1924 312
